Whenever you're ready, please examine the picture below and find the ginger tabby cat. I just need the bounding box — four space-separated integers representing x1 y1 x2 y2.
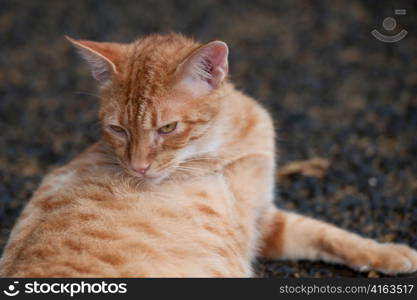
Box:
0 34 416 277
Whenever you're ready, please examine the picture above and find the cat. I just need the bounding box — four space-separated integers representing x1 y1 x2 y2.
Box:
0 33 416 277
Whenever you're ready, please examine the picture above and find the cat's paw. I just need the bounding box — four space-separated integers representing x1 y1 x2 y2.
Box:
370 243 417 275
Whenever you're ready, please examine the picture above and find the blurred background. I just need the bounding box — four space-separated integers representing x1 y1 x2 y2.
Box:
1 0 416 277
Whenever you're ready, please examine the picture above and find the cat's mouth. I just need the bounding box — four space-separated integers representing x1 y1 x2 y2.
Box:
119 159 180 184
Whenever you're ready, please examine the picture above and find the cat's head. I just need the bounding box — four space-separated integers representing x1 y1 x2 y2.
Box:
68 34 229 182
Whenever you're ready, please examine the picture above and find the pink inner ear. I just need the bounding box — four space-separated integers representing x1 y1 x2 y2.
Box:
179 41 229 92
203 42 229 88
174 41 229 98
209 43 228 73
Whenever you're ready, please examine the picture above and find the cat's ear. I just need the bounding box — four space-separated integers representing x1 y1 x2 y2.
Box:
175 41 229 97
66 36 122 84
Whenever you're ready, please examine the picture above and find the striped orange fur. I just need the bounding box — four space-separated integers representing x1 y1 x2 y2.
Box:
0 34 416 277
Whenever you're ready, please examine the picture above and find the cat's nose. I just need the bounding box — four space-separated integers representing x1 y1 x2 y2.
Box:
132 163 151 175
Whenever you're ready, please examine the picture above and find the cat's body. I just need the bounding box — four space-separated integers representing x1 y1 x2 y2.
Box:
0 34 416 277
0 87 275 277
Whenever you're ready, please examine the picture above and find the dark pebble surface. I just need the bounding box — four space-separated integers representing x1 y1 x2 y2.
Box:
0 0 416 278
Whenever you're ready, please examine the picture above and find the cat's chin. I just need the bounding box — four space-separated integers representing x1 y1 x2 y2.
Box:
124 169 169 185
144 174 168 185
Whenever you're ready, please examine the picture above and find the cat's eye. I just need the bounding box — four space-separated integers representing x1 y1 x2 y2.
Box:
158 122 178 134
108 125 127 137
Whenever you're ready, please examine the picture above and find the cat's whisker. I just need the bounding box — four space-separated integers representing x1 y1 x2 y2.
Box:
175 166 208 175
74 91 101 99
183 157 228 163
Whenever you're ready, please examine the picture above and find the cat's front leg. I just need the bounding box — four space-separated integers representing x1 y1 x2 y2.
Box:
259 208 417 275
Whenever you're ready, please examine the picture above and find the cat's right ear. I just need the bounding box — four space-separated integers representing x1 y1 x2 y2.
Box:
66 36 122 84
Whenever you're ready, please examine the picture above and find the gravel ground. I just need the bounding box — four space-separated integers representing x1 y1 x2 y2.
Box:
1 0 416 278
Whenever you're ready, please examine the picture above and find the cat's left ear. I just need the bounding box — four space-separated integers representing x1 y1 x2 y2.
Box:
175 41 229 97
66 36 122 84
